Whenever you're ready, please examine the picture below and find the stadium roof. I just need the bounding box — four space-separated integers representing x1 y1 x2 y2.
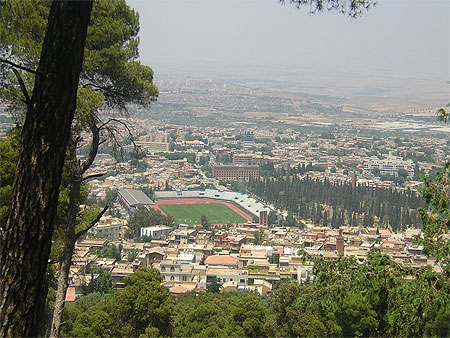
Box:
119 189 154 206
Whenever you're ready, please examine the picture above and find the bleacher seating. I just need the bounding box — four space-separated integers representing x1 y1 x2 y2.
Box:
154 189 271 217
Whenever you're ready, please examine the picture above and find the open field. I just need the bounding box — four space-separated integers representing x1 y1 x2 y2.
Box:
156 200 250 225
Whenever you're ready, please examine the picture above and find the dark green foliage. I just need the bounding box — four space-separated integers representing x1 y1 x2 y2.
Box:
90 244 122 261
201 215 210 230
62 293 115 337
82 269 114 295
140 185 155 200
268 253 449 337
173 291 268 338
253 228 265 245
417 163 450 275
0 128 19 227
386 267 450 337
62 268 174 337
127 249 140 262
126 207 174 238
101 188 118 208
61 257 450 337
206 278 223 293
114 268 174 336
248 175 425 231
268 211 278 226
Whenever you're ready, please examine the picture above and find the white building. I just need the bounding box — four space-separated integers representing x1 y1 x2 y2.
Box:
364 154 414 178
206 266 248 286
140 225 171 240
158 260 194 282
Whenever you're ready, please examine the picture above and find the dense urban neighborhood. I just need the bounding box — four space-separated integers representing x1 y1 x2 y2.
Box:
1 0 449 335
22 96 442 299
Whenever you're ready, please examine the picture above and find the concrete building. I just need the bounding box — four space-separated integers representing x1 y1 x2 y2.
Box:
242 129 254 147
233 153 254 165
364 154 415 178
145 142 170 154
206 267 248 286
136 132 170 154
93 215 126 241
246 279 273 295
212 165 259 181
172 229 196 245
158 260 194 282
140 225 171 240
95 221 125 241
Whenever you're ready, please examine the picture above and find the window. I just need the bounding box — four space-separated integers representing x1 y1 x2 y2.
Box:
161 266 166 272
182 275 187 281
170 276 174 281
170 267 175 272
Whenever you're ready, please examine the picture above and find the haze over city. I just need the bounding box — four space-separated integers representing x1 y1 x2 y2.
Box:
1 1 450 336
129 0 449 103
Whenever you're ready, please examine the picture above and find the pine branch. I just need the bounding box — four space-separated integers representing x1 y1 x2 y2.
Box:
82 172 107 181
0 58 38 74
74 206 108 241
11 68 32 109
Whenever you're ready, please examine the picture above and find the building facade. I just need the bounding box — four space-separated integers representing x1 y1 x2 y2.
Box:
211 165 259 181
364 154 415 178
233 153 254 165
140 225 171 240
242 129 254 147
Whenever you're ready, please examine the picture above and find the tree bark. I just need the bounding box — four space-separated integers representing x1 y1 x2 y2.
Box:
0 1 93 337
50 124 100 338
50 142 81 338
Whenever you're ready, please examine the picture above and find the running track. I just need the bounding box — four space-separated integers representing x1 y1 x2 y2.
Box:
153 198 253 223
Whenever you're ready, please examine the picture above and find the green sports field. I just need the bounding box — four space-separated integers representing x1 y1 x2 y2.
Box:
158 203 247 225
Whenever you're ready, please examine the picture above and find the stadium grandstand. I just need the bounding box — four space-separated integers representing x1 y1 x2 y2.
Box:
118 188 155 215
154 189 271 218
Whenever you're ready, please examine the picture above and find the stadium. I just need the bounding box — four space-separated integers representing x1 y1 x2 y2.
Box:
153 189 272 226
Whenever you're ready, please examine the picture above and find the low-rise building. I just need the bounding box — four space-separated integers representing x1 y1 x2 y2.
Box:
364 154 415 178
206 267 248 286
140 225 171 240
204 255 239 269
158 260 194 282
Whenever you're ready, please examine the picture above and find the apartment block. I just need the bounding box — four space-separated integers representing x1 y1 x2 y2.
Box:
211 165 259 181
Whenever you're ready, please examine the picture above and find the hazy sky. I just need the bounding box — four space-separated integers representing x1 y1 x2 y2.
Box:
128 0 449 83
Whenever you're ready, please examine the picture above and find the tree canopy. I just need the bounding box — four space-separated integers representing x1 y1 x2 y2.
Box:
126 207 174 239
62 268 174 337
60 256 450 337
0 0 159 335
0 0 158 114
418 163 450 275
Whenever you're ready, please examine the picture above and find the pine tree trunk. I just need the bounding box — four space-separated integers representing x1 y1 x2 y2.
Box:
50 163 81 338
50 226 76 338
0 1 92 337
51 125 101 337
